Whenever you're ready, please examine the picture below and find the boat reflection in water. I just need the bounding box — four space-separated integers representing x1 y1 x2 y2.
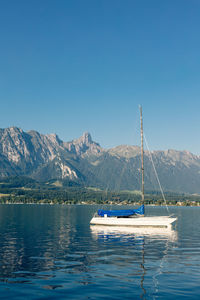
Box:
90 225 178 241
90 225 178 300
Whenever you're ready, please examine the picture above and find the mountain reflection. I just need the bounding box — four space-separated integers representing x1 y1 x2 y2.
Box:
0 205 85 280
0 205 102 283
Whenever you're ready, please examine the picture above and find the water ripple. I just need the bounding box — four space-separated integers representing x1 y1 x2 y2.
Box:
0 205 199 299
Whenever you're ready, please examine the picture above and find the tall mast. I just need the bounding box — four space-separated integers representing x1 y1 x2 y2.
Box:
140 106 144 205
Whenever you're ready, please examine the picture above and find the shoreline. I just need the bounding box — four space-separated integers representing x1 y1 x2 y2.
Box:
0 202 199 207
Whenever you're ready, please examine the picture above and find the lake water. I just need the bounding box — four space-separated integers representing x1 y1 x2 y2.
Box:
0 204 199 299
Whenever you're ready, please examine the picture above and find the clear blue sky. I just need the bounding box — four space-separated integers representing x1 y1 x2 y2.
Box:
0 0 200 154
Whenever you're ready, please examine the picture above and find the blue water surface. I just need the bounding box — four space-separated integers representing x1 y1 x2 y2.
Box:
0 204 199 299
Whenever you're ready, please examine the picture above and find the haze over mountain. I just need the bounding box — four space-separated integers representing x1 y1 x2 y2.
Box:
0 127 200 194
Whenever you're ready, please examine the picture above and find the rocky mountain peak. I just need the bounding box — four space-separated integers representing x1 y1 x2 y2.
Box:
108 145 141 158
47 133 62 146
74 132 93 146
0 127 32 165
82 132 92 144
64 132 102 156
8 126 23 132
3 127 24 138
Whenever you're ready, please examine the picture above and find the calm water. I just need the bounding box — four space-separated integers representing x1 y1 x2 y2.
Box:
0 204 199 299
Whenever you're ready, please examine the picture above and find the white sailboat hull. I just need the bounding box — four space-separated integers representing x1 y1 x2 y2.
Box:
90 216 177 229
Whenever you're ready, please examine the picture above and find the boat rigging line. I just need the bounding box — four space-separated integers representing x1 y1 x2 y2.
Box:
143 133 170 215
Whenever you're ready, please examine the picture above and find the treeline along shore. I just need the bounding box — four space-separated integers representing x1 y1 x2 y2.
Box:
0 176 199 206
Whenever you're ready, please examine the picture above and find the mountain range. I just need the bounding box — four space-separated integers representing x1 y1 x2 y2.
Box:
0 126 200 193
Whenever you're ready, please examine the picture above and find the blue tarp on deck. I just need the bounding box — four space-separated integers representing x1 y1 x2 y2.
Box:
98 204 144 217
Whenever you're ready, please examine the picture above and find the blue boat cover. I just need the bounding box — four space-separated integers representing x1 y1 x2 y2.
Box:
98 204 144 217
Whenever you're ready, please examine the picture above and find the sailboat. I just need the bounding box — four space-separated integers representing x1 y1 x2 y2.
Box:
90 106 177 229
